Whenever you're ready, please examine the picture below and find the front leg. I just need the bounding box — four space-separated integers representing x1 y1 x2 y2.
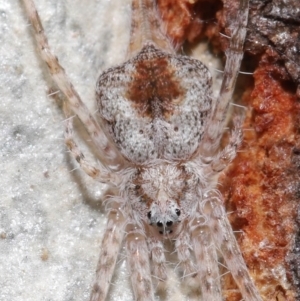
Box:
126 222 155 301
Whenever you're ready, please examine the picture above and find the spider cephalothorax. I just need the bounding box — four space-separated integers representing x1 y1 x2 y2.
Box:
129 163 197 237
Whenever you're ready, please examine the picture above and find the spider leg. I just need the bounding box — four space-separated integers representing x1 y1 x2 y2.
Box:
211 120 243 173
126 223 155 301
64 106 121 185
189 217 222 301
90 199 126 301
199 0 249 156
128 0 174 58
206 192 263 301
175 222 196 279
22 0 125 169
147 234 168 284
203 117 243 176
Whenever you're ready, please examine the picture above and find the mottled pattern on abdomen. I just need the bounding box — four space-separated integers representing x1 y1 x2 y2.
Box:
96 42 212 163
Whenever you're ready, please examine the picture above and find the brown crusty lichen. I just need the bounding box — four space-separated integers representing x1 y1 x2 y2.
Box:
220 51 300 300
159 0 300 299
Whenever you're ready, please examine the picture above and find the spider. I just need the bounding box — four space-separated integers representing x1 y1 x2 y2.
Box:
22 0 263 300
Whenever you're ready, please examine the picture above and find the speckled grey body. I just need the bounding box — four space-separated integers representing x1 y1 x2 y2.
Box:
97 43 212 163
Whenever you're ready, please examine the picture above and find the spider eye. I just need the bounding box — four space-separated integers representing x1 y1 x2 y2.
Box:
157 221 163 227
166 221 173 227
147 211 151 219
175 209 181 216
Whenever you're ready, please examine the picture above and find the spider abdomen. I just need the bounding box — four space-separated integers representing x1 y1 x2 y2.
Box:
97 42 213 163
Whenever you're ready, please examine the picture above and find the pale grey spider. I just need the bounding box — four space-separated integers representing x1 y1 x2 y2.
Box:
22 0 262 300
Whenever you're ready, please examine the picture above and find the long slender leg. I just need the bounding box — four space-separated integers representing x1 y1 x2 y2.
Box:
201 118 243 175
147 235 167 283
190 216 223 301
209 119 243 173
63 106 121 185
22 0 125 169
126 223 155 301
200 0 249 156
90 199 126 301
128 0 174 57
175 223 196 279
206 193 263 301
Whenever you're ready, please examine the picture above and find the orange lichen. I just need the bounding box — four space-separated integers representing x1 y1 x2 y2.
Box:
157 0 222 48
158 1 300 299
220 52 300 300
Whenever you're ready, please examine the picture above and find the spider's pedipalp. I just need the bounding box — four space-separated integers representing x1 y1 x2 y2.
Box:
147 234 168 284
126 222 155 301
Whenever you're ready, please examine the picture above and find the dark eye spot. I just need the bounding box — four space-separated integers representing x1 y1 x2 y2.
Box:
147 211 151 219
159 231 163 235
166 221 173 227
174 126 178 132
135 185 141 190
157 221 163 227
175 209 181 216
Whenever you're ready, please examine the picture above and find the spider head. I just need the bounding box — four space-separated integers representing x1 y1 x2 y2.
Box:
146 192 182 236
133 164 191 237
